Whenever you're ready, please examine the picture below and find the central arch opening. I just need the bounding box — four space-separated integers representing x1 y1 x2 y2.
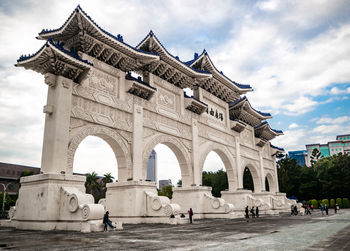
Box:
73 136 118 202
202 151 228 197
146 144 182 198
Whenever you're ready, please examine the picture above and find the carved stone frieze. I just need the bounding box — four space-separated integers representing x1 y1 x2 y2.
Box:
158 87 176 110
263 158 274 170
143 110 192 140
72 84 133 113
69 118 86 130
89 69 117 95
241 128 253 146
240 145 259 161
197 122 233 147
71 96 132 132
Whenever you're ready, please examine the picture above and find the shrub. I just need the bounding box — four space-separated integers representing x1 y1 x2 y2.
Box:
322 199 329 207
343 198 350 208
318 200 322 208
330 199 335 208
311 199 318 209
336 198 343 208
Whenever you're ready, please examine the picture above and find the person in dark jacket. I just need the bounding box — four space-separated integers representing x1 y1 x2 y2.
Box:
250 207 255 218
245 206 249 220
188 208 194 224
256 206 259 218
103 211 115 231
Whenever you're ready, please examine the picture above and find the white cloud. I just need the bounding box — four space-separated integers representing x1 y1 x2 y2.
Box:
288 123 299 129
316 116 350 124
272 129 307 151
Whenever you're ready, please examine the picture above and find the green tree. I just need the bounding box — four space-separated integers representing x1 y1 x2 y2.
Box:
202 169 228 197
85 171 101 203
336 198 343 208
102 173 114 184
243 167 254 191
158 185 173 199
177 179 182 187
310 148 321 167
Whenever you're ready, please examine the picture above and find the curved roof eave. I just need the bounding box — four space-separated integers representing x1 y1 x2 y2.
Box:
189 51 253 93
255 121 283 136
16 38 93 67
136 32 212 78
37 5 159 60
229 96 272 119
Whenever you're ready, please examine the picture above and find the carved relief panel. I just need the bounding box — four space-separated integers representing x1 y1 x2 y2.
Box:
88 69 118 96
71 96 132 132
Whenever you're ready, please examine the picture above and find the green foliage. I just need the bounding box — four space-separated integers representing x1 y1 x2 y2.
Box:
322 199 329 207
102 173 114 184
158 185 173 199
343 198 350 208
318 200 322 208
0 193 17 210
336 198 343 208
177 179 182 187
278 153 350 201
243 168 254 191
311 199 318 209
20 170 34 177
310 148 321 167
202 169 228 197
330 199 335 208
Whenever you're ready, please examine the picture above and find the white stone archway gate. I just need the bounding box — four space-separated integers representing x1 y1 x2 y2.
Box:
9 6 293 231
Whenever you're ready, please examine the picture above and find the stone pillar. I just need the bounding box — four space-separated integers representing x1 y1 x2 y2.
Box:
235 137 243 189
132 104 143 180
118 71 126 101
273 155 280 192
40 74 73 174
259 151 265 192
192 119 199 186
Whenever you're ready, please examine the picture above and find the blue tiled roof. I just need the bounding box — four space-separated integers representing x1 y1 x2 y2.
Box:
39 5 157 57
270 143 284 151
17 38 93 66
229 96 272 117
186 50 252 90
255 121 283 134
137 31 211 75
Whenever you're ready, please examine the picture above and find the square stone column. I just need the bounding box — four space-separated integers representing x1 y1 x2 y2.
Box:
41 74 74 174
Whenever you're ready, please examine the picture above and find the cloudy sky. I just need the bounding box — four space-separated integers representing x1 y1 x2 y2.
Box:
1 0 350 184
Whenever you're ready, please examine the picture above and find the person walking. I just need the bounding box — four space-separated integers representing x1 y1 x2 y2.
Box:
335 203 338 214
320 204 324 216
306 205 311 215
291 205 294 215
325 204 328 215
103 211 115 231
188 208 194 224
245 206 249 221
256 206 259 218
250 206 255 218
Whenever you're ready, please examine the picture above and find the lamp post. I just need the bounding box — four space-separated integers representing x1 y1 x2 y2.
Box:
1 183 12 219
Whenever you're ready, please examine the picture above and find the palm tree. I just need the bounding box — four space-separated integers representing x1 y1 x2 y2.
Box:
102 173 114 184
85 171 100 195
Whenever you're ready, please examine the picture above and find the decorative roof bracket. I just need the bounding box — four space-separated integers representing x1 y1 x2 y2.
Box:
230 120 246 133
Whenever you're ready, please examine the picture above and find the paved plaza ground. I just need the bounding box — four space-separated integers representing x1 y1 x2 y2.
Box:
0 209 350 250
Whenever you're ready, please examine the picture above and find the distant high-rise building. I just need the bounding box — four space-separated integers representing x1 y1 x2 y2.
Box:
288 150 307 166
146 150 157 182
159 179 172 190
289 134 350 167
